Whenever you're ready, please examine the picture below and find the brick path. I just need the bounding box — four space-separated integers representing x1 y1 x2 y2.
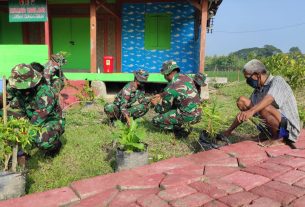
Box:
1 129 305 207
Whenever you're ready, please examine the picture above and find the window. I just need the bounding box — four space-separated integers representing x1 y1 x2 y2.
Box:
144 13 171 50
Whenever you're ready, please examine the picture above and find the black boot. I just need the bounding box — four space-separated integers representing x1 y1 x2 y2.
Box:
44 140 62 157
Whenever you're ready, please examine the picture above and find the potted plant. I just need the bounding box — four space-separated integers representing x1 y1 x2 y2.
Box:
0 117 39 200
112 118 148 171
198 99 231 151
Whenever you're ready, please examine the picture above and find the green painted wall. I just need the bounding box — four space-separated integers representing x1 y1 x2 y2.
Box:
0 45 48 77
48 0 89 4
0 12 23 44
52 17 90 71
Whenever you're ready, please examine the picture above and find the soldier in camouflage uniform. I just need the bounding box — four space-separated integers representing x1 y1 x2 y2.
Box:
43 53 68 93
8 64 65 156
104 69 150 125
193 72 207 98
151 61 202 136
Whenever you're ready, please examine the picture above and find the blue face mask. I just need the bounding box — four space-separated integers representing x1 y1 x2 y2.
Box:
246 76 259 88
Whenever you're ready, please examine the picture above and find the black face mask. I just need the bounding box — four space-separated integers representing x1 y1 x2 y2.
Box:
246 76 259 89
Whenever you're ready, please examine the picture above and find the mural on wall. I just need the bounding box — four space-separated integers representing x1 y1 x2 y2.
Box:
122 2 199 74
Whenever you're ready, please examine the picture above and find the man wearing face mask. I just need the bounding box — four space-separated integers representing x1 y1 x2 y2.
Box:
43 53 68 93
104 69 150 125
222 59 300 148
151 60 202 138
7 64 65 156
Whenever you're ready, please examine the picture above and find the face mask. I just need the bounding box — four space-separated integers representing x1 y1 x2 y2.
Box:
246 76 259 89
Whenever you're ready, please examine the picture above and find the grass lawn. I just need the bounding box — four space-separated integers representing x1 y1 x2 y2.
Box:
26 81 304 194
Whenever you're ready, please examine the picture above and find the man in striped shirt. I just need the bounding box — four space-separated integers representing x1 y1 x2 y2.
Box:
222 59 301 148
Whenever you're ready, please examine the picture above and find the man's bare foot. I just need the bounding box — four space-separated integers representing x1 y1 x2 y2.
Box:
258 138 285 147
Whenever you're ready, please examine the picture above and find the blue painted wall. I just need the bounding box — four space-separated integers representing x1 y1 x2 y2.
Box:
122 2 199 74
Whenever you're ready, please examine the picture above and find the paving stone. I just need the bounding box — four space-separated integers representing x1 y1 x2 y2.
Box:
295 141 305 149
266 155 294 165
72 189 118 207
118 174 165 190
70 170 140 199
158 185 197 201
219 141 265 158
243 197 281 207
218 191 259 207
250 185 297 205
0 187 79 207
242 165 287 179
275 157 305 168
205 157 239 167
290 196 305 207
170 192 213 207
203 200 229 207
265 145 293 157
204 166 240 178
293 177 305 188
108 189 159 207
257 162 293 174
298 165 305 172
160 174 204 189
164 164 204 176
136 194 170 207
189 181 227 199
221 171 270 191
131 157 194 176
237 155 268 168
273 170 305 185
186 149 230 166
286 149 305 158
204 179 243 195
264 181 305 197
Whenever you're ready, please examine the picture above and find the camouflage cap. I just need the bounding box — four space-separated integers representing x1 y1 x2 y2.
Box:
194 72 207 86
134 69 149 82
51 52 67 66
160 60 180 75
9 64 42 90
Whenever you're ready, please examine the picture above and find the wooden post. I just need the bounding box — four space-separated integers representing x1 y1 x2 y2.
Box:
199 0 208 73
90 0 97 73
2 76 7 126
44 1 51 58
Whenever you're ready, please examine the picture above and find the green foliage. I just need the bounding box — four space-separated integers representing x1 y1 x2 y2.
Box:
112 118 147 152
200 99 230 138
231 45 282 60
299 107 305 123
289 47 302 54
0 117 40 171
263 53 305 90
76 80 95 102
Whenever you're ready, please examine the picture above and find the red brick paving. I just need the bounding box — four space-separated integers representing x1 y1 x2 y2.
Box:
1 129 305 207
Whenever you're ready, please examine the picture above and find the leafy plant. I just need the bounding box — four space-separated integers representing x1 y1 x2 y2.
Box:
76 80 95 102
299 107 305 124
112 118 146 152
200 98 230 139
0 117 40 172
263 53 305 90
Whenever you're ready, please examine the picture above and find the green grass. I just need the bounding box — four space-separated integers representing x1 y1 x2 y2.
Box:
25 82 304 193
206 71 244 82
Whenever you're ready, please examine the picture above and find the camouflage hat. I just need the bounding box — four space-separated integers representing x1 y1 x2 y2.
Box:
134 69 149 82
161 60 180 75
51 53 67 66
194 72 207 86
8 64 42 90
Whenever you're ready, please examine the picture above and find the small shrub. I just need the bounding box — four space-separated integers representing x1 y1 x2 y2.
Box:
76 80 95 102
112 118 147 152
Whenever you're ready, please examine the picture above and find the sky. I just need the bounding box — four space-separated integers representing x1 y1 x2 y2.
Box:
206 0 305 56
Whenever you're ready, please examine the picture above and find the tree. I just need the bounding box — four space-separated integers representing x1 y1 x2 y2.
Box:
289 47 302 54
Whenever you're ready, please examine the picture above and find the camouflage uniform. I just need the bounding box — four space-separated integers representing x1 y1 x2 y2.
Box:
43 53 67 93
8 64 65 151
104 70 150 122
193 72 207 99
152 61 202 130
